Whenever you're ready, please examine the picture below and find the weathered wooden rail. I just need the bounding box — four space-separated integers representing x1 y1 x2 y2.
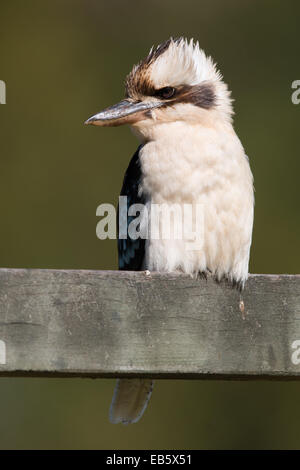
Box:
0 268 299 379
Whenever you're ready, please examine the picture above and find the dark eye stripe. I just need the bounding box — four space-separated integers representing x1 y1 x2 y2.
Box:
176 83 216 109
156 83 216 109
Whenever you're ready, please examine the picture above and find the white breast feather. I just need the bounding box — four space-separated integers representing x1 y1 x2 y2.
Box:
139 121 254 285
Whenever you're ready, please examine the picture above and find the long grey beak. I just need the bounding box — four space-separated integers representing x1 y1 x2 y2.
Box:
85 99 163 127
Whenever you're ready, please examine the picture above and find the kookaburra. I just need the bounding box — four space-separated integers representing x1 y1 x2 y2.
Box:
85 38 254 424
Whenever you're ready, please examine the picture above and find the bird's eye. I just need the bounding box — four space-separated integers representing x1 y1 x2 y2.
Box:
156 86 176 100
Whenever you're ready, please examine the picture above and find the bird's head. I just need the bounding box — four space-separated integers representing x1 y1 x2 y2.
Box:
85 38 233 140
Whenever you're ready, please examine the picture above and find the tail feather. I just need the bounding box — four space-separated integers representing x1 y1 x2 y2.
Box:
109 378 154 424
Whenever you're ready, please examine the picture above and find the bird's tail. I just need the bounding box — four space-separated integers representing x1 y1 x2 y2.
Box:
109 378 154 424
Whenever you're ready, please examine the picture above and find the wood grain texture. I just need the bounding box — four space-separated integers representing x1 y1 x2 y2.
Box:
0 268 299 379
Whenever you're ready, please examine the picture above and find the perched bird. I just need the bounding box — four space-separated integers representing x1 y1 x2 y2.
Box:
85 38 254 424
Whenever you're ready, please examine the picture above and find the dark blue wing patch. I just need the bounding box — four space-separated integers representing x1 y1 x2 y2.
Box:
117 146 146 271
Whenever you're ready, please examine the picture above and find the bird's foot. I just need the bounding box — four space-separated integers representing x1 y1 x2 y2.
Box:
196 269 211 281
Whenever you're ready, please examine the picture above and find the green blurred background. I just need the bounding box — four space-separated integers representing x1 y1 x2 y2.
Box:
0 0 299 450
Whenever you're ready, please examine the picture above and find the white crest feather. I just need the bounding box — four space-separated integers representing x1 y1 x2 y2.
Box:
149 38 221 88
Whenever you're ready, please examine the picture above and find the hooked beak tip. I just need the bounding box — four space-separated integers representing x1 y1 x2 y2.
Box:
84 117 95 126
